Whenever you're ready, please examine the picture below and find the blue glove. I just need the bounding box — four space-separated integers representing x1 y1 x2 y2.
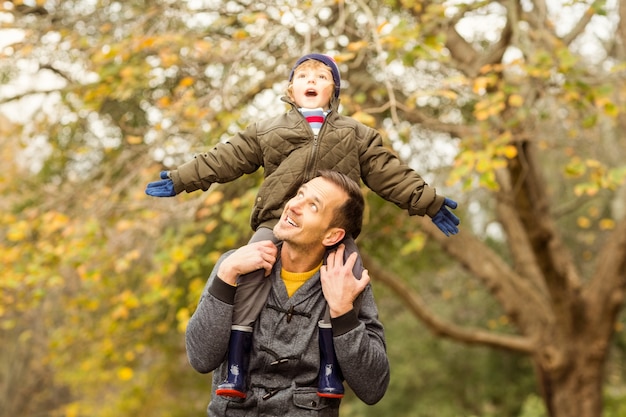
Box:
145 171 176 197
431 198 460 236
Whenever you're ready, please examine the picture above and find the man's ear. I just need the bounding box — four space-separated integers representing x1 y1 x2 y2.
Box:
322 228 346 247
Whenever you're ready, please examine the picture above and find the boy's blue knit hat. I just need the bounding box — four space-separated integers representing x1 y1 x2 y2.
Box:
289 53 341 98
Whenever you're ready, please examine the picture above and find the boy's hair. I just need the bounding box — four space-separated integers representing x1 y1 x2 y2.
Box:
287 53 341 99
317 170 364 239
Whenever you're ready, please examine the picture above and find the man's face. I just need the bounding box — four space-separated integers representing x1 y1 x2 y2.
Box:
291 63 335 109
274 177 346 250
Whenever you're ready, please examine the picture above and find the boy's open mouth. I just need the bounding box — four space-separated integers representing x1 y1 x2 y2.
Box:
305 89 318 97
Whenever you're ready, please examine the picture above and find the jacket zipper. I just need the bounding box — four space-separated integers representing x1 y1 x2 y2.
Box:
304 112 329 181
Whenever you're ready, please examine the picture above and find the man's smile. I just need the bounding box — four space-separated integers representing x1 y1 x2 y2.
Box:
285 214 299 227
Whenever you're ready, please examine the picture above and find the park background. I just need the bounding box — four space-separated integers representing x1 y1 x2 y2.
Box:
2 1 626 416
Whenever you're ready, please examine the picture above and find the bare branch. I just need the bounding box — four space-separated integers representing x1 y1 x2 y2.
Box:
354 0 401 125
494 168 551 297
363 252 535 354
0 89 64 105
417 216 554 335
561 2 599 46
587 216 626 316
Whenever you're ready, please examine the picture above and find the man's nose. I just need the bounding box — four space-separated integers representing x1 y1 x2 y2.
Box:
288 199 303 211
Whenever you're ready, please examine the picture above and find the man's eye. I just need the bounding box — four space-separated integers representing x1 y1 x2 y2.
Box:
310 203 318 212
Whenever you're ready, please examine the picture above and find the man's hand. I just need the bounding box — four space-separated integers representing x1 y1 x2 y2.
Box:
217 241 278 286
321 244 370 318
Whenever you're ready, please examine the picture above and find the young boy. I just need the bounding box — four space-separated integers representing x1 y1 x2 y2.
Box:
146 53 460 399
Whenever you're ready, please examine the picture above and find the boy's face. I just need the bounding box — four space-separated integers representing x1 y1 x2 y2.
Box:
290 61 335 109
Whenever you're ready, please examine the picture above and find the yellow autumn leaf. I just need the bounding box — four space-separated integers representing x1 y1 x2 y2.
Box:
472 77 490 94
159 50 179 67
117 367 134 381
112 304 129 320
586 159 601 168
508 94 524 107
577 216 591 229
193 39 213 55
126 135 142 145
435 89 458 100
599 218 615 230
475 158 491 173
376 21 389 34
351 111 376 127
64 402 80 417
156 321 169 334
232 29 248 40
176 307 190 333
7 220 29 242
501 145 518 159
123 293 140 309
139 36 156 49
603 102 619 118
120 66 134 79
473 101 492 121
39 211 69 236
171 246 187 263
179 76 194 88
491 159 507 169
203 220 219 234
184 105 200 118
347 41 368 52
157 96 171 107
479 171 499 190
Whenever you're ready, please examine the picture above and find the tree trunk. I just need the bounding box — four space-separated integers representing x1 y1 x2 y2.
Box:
535 344 606 417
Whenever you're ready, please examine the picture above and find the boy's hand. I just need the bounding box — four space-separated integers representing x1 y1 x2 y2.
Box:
321 244 370 318
431 197 460 236
145 171 176 197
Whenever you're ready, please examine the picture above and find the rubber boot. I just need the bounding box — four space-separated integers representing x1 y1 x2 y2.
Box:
216 325 253 399
317 321 344 398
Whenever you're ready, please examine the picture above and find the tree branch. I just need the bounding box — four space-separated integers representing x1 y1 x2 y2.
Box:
561 2 599 46
587 216 626 317
495 167 551 297
416 216 554 336
363 252 535 354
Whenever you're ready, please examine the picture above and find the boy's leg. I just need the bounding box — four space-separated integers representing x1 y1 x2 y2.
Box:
217 227 278 398
318 236 364 397
321 236 364 322
342 235 364 281
232 227 279 327
317 321 344 398
215 325 253 398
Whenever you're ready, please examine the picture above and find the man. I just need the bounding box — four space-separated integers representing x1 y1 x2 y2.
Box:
185 171 390 416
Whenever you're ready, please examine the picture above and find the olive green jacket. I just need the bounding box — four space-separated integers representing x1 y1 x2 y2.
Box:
170 96 444 231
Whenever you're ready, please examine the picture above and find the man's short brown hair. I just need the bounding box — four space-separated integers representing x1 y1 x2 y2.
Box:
317 170 364 239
